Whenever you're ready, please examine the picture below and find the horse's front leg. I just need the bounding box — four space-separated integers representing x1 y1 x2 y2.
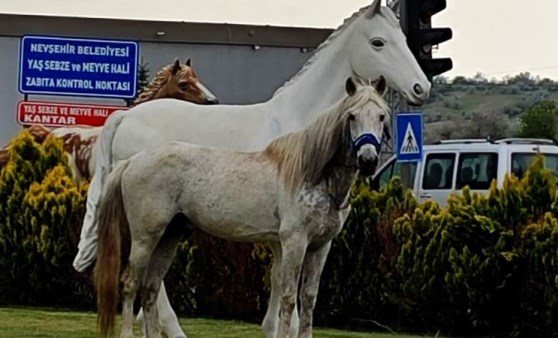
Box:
298 241 332 338
261 243 301 338
277 232 308 338
262 243 282 338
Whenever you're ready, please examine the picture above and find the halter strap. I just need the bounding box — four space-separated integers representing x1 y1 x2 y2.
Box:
352 132 382 152
325 175 351 210
329 130 384 210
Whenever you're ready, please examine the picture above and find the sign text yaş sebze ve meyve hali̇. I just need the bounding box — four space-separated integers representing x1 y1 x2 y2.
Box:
17 101 128 127
19 35 139 99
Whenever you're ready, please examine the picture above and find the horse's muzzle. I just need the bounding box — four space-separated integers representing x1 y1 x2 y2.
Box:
357 156 378 176
205 97 219 105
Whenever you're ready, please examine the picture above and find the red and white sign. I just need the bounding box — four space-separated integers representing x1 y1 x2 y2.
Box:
17 101 128 127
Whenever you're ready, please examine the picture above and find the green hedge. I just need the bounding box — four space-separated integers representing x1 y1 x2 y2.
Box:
316 177 416 327
0 130 92 307
318 155 558 336
0 130 271 318
165 232 271 321
2 130 558 337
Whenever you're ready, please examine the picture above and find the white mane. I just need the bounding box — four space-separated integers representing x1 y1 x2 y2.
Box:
271 5 399 98
266 85 389 195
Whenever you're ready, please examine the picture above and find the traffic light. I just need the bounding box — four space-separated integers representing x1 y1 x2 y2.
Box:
400 0 453 81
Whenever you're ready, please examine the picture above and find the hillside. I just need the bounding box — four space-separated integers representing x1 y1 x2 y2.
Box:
417 72 558 143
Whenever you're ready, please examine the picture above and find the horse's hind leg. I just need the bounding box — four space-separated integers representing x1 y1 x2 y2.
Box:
121 236 159 338
137 282 185 338
120 240 157 338
120 265 138 338
140 217 190 338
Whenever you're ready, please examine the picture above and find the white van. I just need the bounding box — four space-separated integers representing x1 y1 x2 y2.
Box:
370 138 558 206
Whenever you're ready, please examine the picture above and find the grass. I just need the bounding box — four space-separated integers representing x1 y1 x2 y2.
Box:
0 306 424 338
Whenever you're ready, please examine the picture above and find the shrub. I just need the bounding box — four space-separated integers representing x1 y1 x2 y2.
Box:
0 130 92 307
3 130 558 338
383 155 558 335
517 213 558 336
313 155 558 336
317 178 417 327
166 232 271 321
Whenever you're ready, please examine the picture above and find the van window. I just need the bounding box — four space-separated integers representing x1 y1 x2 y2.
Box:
456 153 498 189
376 160 395 188
393 161 417 189
511 153 558 179
422 153 455 190
373 160 417 190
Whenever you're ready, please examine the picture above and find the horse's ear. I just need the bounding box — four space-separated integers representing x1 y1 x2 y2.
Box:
374 75 387 96
365 0 382 19
346 77 357 96
389 0 401 16
172 58 181 75
185 58 191 67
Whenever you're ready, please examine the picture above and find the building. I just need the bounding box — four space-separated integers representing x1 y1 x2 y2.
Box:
0 13 332 145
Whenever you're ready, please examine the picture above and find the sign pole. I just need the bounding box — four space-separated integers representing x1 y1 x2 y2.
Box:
398 97 413 188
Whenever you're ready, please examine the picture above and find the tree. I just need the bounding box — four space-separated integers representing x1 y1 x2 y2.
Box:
473 72 488 84
462 110 513 139
125 58 150 107
520 100 558 142
0 130 91 307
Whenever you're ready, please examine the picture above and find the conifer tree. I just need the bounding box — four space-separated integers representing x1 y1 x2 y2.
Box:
125 58 150 106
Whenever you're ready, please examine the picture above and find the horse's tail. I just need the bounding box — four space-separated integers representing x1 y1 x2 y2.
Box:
92 110 127 203
94 158 130 338
73 110 126 273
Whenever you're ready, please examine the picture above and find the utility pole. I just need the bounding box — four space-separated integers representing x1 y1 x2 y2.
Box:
382 88 400 163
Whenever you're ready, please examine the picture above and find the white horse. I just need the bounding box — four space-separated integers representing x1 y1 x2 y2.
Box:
77 1 430 337
94 76 390 338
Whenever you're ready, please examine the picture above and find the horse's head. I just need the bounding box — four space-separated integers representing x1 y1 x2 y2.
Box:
164 58 219 105
347 0 431 105
343 76 390 176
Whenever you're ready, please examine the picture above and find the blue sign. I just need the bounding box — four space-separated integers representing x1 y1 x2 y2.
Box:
395 112 423 162
19 35 139 99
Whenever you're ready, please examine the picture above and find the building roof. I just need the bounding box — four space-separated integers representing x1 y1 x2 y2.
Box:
0 13 333 48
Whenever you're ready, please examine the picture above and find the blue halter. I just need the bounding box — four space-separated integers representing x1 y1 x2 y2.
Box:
352 132 382 153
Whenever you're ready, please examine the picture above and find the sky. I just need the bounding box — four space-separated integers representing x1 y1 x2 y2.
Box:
2 0 558 80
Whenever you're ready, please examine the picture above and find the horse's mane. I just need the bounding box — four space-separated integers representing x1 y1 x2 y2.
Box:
265 85 389 196
271 5 398 98
132 62 191 106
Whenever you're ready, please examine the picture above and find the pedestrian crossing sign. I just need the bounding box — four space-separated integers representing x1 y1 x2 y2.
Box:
396 112 423 162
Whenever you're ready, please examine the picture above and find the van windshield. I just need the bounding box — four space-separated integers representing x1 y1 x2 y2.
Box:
511 153 558 179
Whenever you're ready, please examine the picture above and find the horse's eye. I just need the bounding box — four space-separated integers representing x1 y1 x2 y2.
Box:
380 114 385 122
371 39 385 48
178 82 189 90
349 114 356 121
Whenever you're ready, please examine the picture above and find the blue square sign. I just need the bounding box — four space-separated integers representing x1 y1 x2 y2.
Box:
19 35 139 99
395 112 423 162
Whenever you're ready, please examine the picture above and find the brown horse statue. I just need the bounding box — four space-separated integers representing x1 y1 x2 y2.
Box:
0 58 218 182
